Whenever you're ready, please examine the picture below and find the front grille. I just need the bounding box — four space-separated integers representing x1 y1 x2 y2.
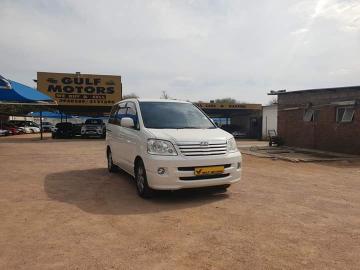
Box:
179 173 230 181
177 141 227 156
85 125 99 131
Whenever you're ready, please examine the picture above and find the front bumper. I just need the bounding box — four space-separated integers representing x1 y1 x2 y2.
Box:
143 152 241 190
81 130 103 136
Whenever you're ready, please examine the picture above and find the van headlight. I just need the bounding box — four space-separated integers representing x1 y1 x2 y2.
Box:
227 137 238 152
147 139 177 156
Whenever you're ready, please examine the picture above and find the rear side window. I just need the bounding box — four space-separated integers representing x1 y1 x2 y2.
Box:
108 105 118 124
126 102 139 129
113 103 127 125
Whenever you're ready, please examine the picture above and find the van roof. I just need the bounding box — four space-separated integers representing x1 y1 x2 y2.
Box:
117 98 191 104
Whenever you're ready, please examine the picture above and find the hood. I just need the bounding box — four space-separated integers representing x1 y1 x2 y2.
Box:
147 128 232 143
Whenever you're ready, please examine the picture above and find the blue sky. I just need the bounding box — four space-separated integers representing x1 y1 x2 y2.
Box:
1 0 359 104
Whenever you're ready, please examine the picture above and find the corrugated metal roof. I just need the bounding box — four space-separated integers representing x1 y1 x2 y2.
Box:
269 85 360 95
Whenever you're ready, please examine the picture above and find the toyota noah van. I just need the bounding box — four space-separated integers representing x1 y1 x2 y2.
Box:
106 99 241 198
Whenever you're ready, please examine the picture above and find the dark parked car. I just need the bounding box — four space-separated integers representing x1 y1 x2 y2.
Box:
72 123 83 136
40 122 54 132
221 124 247 138
52 122 75 139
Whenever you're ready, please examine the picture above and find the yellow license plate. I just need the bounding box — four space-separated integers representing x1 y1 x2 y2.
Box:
194 166 224 176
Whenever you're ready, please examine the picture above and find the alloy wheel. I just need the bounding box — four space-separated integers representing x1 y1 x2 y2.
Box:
136 166 145 193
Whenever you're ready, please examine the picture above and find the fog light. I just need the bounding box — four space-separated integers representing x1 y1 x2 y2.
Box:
237 162 241 169
157 167 166 175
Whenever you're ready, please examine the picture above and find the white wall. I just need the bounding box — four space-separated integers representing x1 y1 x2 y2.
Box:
262 104 277 139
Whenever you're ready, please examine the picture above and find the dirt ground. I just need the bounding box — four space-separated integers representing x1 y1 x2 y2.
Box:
1 134 360 270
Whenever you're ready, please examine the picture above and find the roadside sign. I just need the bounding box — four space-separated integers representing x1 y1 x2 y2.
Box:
37 72 122 106
196 102 262 110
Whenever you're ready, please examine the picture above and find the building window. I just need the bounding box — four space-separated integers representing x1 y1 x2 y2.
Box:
303 109 319 122
211 117 231 127
336 107 355 123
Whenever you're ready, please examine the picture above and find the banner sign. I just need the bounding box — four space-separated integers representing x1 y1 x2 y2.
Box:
196 102 262 110
37 72 122 106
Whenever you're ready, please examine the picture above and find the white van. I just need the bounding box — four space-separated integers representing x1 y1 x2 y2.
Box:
106 99 241 198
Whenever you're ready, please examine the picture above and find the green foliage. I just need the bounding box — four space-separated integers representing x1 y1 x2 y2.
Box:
214 97 237 104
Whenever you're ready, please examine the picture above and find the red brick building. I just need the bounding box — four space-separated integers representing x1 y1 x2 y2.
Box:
271 86 360 155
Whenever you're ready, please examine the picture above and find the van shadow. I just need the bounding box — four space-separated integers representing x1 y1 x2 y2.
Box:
44 168 228 215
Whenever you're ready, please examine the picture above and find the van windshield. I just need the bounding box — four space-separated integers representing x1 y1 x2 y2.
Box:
139 102 216 129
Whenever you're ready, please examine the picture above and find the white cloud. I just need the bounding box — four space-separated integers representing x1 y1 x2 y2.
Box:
291 28 309 35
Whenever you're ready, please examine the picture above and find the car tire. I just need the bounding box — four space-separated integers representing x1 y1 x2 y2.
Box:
135 160 154 199
107 149 118 173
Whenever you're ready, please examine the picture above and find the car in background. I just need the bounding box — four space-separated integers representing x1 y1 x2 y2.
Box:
81 118 106 138
220 124 247 139
40 122 54 132
8 120 40 133
231 130 247 138
0 123 22 135
52 122 75 139
0 129 10 136
72 123 83 137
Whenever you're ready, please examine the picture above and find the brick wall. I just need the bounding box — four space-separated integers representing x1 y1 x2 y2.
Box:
277 88 360 155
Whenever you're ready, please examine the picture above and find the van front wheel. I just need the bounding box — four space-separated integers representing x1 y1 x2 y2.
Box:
135 160 154 199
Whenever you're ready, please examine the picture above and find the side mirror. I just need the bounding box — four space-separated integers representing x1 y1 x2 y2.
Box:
121 117 135 128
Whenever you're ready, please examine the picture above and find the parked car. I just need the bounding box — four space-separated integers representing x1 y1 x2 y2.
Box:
52 122 75 139
0 129 10 136
40 122 54 132
220 124 246 138
81 118 106 138
231 130 247 138
0 123 21 135
72 123 83 136
106 99 242 198
8 120 40 133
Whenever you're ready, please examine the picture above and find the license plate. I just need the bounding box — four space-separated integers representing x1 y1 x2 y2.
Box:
194 166 224 176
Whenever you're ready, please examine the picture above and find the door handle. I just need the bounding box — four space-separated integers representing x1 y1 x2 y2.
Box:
106 129 112 132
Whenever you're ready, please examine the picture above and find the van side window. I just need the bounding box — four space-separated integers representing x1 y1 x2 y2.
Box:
108 105 118 124
126 102 139 129
114 103 127 125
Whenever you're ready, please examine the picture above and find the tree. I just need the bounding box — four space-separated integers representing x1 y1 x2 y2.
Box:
160 91 170 99
122 93 139 99
214 97 237 104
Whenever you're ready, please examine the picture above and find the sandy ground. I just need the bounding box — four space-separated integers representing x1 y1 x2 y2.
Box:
1 134 360 270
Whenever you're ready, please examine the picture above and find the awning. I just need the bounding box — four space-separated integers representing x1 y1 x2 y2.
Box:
28 111 73 118
0 76 52 102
